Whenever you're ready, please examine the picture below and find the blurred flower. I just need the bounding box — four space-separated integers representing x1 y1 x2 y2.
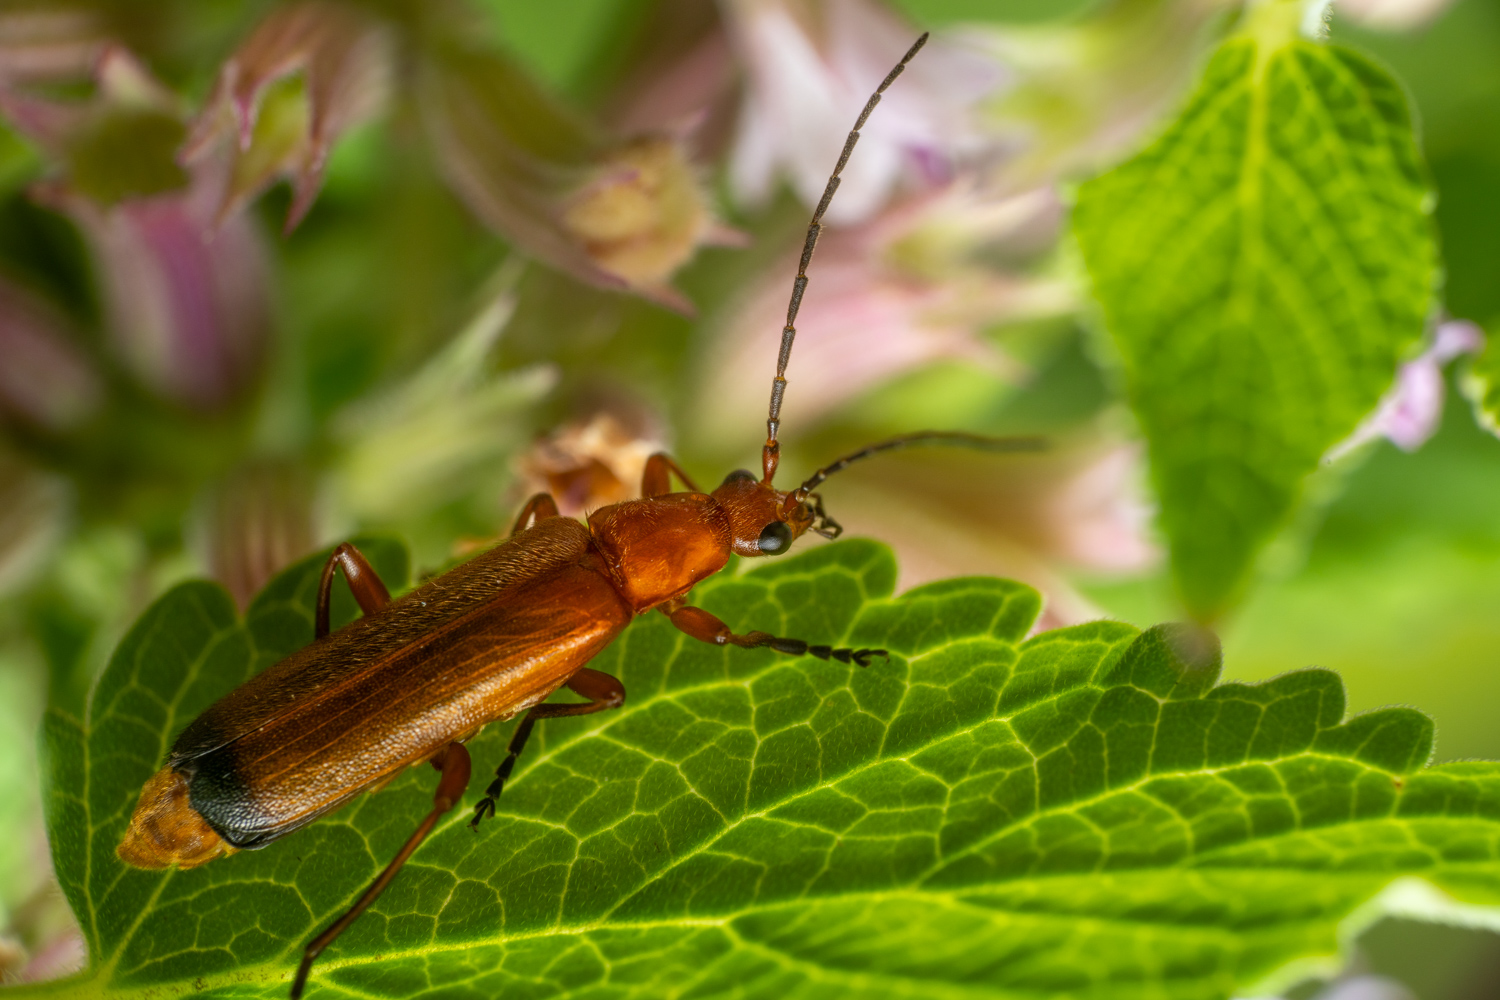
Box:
723 0 1000 225
0 276 101 430
1047 442 1160 573
810 438 1158 630
11 857 85 983
2 47 273 409
0 7 105 85
1313 975 1415 1000
516 405 667 518
0 450 69 599
1237 972 1416 1000
0 934 20 978
39 173 272 409
330 264 555 527
193 462 315 611
0 810 86 983
965 0 1234 193
1328 319 1485 460
421 37 725 311
559 137 719 312
696 183 1069 444
600 0 738 148
182 0 394 232
1335 0 1457 31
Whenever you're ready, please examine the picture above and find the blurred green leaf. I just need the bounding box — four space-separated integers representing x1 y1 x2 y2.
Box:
65 110 188 206
1462 334 1500 438
1073 16 1437 620
29 538 1500 999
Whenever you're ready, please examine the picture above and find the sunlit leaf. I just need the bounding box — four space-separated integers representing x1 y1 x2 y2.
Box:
29 538 1500 1000
1073 12 1438 620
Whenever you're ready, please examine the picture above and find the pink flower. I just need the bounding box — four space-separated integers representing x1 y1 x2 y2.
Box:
791 439 1159 631
0 8 105 86
0 277 100 430
193 463 315 611
3 47 274 409
724 0 999 224
47 181 272 409
1329 320 1485 460
421 36 727 312
694 184 1068 445
182 0 394 232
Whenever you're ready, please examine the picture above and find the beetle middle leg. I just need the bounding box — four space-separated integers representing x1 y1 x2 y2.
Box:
290 742 472 1000
315 542 393 639
469 667 625 830
667 604 888 667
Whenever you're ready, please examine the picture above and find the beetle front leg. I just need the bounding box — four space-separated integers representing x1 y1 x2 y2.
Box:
470 667 625 830
315 542 393 639
667 605 888 667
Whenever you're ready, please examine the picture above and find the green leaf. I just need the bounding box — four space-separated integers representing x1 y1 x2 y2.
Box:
32 539 1500 1000
1462 329 1500 438
1073 18 1438 620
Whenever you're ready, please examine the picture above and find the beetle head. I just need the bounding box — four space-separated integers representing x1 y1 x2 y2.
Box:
711 469 832 558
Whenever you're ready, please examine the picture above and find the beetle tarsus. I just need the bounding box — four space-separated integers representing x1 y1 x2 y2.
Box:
470 669 627 834
802 643 885 666
469 797 497 829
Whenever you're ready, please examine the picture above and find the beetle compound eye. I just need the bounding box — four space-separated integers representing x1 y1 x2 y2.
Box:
721 468 756 486
757 520 793 555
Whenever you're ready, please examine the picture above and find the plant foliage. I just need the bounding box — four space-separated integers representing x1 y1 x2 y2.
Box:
32 540 1500 999
1074 12 1438 620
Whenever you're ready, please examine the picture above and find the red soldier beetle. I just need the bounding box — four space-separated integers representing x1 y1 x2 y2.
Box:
114 32 1042 999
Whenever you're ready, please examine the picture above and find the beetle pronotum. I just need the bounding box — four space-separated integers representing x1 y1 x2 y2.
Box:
115 32 1041 997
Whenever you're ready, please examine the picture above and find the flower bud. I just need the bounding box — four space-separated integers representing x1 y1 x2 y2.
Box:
561 137 711 310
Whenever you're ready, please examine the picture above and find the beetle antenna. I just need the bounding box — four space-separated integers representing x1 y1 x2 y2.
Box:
760 31 929 485
795 430 1046 498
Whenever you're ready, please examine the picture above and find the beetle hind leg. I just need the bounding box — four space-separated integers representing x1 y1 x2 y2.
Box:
470 668 625 831
290 742 471 999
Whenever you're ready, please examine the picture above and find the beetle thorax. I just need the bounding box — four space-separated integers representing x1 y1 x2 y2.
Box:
587 493 733 612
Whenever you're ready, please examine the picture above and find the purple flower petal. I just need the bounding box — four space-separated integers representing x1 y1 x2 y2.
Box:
0 8 105 87
725 0 999 224
183 0 393 232
0 277 100 429
1328 320 1485 459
